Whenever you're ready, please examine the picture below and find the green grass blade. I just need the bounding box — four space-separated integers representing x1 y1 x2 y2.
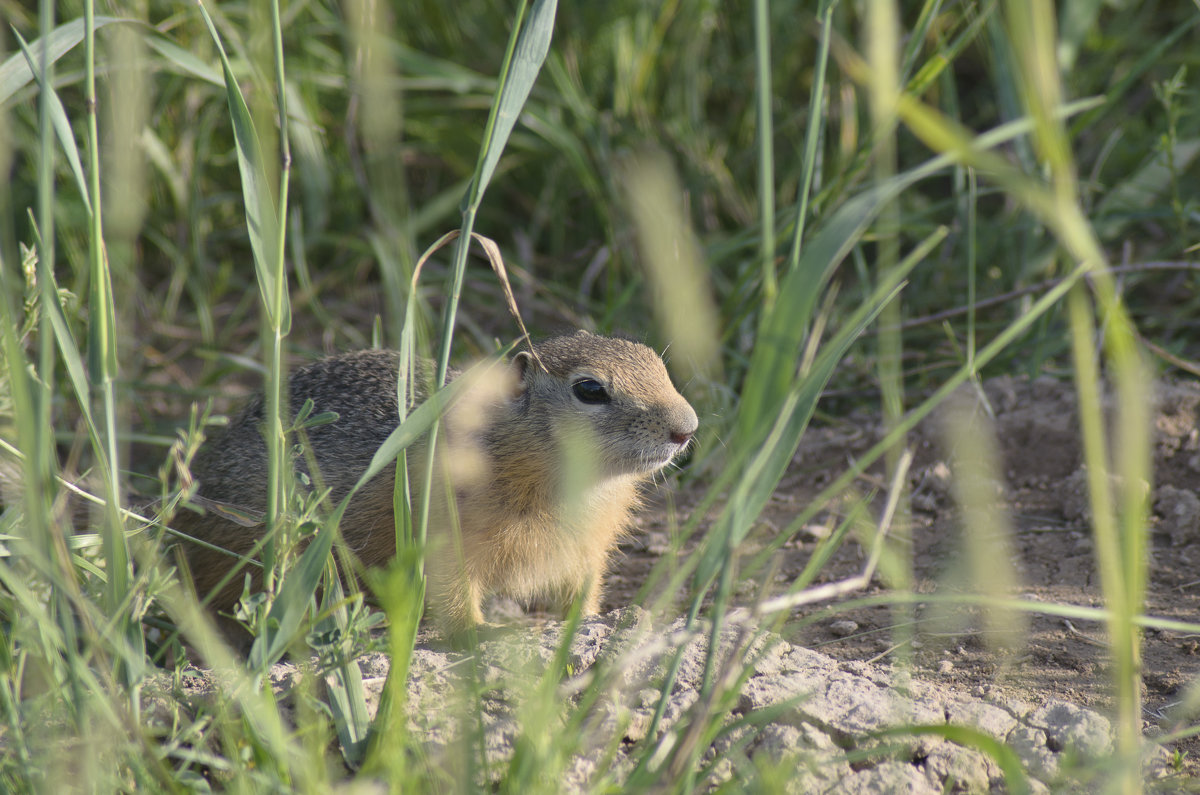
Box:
360 546 426 779
12 29 91 215
417 0 558 624
696 227 944 590
141 33 223 86
898 0 945 83
739 164 932 440
753 261 1090 584
325 648 371 766
193 1 285 332
751 99 1108 430
0 15 123 106
23 227 109 489
784 0 832 274
84 0 139 683
1058 0 1104 70
1095 139 1200 241
905 2 994 96
469 0 557 209
432 0 555 386
356 361 486 495
195 0 292 606
638 226 944 769
1067 14 1200 138
247 518 334 670
752 0 775 306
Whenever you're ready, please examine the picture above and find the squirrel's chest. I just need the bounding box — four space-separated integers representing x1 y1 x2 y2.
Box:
458 477 640 590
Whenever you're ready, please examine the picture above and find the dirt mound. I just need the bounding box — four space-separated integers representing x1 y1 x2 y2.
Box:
347 608 1170 791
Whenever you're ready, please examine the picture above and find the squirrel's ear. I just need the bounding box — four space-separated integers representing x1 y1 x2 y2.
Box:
510 351 533 399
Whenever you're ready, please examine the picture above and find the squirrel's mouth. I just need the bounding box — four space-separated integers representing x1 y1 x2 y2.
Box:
636 443 690 474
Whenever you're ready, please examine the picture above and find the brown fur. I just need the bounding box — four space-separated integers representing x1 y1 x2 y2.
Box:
175 330 698 638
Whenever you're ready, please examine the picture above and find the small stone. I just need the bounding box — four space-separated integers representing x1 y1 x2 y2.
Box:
1063 466 1150 523
1155 485 1200 545
624 709 652 742
946 699 1017 740
802 520 832 540
829 619 859 637
1008 725 1058 780
1028 700 1112 758
922 741 996 792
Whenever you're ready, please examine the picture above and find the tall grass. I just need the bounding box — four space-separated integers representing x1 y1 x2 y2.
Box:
0 0 1197 791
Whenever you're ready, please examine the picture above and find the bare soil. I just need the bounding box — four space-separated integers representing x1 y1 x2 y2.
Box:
610 374 1200 770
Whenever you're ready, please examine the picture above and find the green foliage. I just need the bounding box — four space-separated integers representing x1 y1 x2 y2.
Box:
1 0 1198 790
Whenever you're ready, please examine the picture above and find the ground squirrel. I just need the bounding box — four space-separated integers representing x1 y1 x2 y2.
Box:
176 330 698 638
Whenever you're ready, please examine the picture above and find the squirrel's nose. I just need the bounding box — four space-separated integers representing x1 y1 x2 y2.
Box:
670 403 699 447
671 429 694 446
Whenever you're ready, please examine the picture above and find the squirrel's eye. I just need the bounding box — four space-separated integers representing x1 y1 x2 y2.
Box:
572 378 611 404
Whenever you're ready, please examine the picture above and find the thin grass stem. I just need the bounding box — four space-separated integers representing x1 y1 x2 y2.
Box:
785 1 832 274
754 0 776 308
85 0 141 688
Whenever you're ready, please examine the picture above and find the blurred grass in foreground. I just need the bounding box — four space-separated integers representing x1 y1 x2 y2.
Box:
0 0 1198 790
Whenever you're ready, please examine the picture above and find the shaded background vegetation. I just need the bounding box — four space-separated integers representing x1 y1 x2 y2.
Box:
3 0 1197 443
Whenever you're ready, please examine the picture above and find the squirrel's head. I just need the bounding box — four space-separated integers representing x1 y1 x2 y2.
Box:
510 330 698 479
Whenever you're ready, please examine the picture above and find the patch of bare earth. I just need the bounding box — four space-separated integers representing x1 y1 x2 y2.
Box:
615 375 1200 772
